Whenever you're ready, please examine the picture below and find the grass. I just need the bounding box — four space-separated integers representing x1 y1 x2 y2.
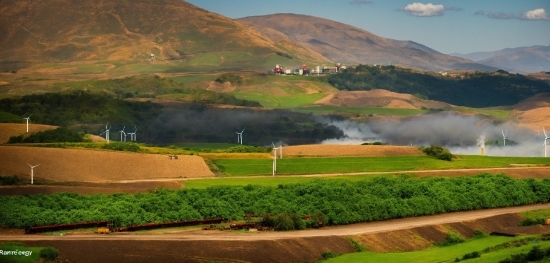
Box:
323 236 550 263
0 111 21 123
212 155 550 176
233 92 327 108
0 242 45 263
520 209 550 221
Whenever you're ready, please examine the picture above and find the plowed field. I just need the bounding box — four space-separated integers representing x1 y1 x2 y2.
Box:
0 146 213 182
283 144 423 157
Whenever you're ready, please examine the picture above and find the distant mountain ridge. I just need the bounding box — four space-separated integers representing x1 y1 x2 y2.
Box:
238 13 497 72
451 45 550 73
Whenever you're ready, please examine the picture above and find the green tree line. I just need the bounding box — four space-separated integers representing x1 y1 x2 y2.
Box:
1 174 549 229
327 65 550 107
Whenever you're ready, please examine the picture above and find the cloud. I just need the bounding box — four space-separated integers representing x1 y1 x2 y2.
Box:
444 6 463 11
487 8 549 20
487 12 516 19
521 8 549 20
474 10 485 16
349 0 373 4
399 3 460 17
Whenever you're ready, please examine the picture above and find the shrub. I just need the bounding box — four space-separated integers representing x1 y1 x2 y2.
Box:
519 218 546 226
0 175 24 185
462 251 481 260
322 251 340 259
420 145 454 161
40 247 59 261
436 232 465 247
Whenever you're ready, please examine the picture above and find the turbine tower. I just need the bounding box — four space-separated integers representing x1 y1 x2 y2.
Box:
502 129 507 146
128 126 137 141
272 143 279 176
27 163 39 185
236 128 245 145
119 126 126 142
544 128 549 157
100 123 111 143
279 142 283 159
23 115 31 133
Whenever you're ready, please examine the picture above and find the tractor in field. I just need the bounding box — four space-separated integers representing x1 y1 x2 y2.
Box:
96 223 115 234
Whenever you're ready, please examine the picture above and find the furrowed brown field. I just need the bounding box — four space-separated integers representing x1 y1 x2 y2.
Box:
282 144 423 157
0 146 213 182
0 123 58 143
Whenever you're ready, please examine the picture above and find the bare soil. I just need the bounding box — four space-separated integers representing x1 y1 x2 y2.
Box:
314 89 451 109
283 144 424 157
0 146 213 182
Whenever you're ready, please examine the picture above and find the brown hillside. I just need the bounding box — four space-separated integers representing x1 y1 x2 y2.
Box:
315 89 451 109
0 123 58 144
0 146 213 182
509 93 550 131
238 14 494 71
0 0 326 68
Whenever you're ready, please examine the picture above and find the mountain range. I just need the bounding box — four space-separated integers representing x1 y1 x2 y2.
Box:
238 14 497 72
0 0 540 73
451 45 550 73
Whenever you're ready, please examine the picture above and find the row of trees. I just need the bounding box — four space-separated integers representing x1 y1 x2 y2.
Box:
8 127 87 143
1 174 549 228
327 65 550 107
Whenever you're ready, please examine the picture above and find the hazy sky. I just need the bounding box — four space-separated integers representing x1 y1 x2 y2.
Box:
185 0 550 54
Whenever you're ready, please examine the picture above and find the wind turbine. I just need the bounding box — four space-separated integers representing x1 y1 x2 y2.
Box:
236 128 245 145
27 163 39 185
128 126 137 141
279 142 283 159
23 115 31 133
119 126 126 142
544 128 549 157
100 123 111 143
272 143 279 176
501 129 507 147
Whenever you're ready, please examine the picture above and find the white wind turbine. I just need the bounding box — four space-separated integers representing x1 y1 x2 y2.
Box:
119 126 127 142
128 126 137 141
501 129 507 146
100 123 112 143
272 143 279 176
236 128 245 145
27 163 39 185
23 115 31 133
544 128 549 157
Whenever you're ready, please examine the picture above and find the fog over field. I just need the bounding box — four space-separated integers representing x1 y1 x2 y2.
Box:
320 112 546 157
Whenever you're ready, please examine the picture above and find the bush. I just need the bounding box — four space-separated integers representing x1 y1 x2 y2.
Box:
101 142 141 152
420 145 454 161
8 127 85 143
0 175 24 185
322 251 340 259
519 218 546 226
40 247 59 260
462 251 481 260
436 232 465 247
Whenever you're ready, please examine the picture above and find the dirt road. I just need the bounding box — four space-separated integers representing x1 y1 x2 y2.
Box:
2 203 549 241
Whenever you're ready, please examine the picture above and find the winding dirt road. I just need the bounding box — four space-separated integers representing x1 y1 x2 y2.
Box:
2 203 549 241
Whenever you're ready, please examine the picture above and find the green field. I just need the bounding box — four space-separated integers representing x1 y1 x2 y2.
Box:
0 242 46 263
0 111 21 122
212 155 550 176
324 236 550 263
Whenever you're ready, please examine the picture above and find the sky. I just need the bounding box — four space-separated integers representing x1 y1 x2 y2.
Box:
185 0 550 54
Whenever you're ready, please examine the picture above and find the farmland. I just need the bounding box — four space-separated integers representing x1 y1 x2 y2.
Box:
212 155 550 176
